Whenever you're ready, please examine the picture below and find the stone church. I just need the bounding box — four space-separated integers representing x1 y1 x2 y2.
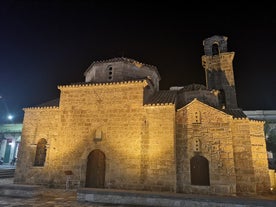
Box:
14 35 270 196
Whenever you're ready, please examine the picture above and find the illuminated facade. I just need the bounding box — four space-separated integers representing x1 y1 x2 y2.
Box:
14 35 270 196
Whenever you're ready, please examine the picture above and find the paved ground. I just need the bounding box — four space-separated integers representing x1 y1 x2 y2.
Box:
0 177 139 207
0 176 275 207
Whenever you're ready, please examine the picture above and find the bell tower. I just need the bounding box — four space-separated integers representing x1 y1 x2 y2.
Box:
201 35 238 109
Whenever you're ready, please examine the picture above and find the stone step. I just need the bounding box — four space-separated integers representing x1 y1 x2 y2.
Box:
0 169 15 178
0 184 41 198
77 188 276 207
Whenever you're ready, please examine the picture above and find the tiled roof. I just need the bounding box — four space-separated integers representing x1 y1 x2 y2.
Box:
145 90 177 105
36 98 60 107
221 108 247 118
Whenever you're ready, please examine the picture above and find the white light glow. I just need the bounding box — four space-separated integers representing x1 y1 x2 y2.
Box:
7 114 13 120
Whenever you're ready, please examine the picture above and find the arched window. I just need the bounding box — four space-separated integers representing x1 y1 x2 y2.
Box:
34 138 47 166
190 155 210 186
212 43 219 56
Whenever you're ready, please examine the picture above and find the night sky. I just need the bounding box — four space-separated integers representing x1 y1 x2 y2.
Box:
1 1 276 124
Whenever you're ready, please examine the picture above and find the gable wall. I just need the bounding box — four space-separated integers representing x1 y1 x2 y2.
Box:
176 101 236 195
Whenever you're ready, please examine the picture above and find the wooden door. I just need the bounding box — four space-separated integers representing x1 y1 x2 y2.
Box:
190 155 210 186
85 149 105 188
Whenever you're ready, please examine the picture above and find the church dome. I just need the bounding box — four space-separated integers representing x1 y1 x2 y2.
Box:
84 57 161 90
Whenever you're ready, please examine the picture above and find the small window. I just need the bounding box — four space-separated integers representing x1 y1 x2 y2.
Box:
192 111 201 124
107 66 113 80
34 138 47 166
193 138 201 152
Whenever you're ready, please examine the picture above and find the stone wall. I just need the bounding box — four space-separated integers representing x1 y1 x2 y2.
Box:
269 169 276 189
84 60 160 91
143 104 176 192
231 119 255 195
14 107 60 185
15 81 176 192
231 119 270 195
249 120 271 194
176 99 236 195
14 83 271 196
202 52 237 109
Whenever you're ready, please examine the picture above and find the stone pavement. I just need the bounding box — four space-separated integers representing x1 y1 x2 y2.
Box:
0 177 276 207
0 178 137 207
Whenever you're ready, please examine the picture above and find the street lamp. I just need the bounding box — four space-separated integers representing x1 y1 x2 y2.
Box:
7 114 13 121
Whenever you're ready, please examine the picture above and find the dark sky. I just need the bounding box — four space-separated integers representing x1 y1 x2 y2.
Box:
0 1 276 124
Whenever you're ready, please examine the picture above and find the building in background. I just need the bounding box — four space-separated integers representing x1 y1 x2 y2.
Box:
0 124 22 165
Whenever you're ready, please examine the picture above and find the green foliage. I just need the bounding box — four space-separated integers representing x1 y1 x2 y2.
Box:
265 122 276 154
266 138 276 153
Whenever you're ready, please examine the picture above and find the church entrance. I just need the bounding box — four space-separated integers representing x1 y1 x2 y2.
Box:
85 149 105 188
190 155 210 186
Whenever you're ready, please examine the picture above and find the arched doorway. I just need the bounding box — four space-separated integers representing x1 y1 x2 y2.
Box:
85 149 105 188
190 155 210 186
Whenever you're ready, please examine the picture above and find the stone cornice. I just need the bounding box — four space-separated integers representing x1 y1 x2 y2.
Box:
58 79 148 90
144 103 175 107
23 106 59 111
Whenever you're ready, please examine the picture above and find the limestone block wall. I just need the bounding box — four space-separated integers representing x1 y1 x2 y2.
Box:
55 81 147 189
202 53 237 109
269 169 276 189
202 53 235 86
231 119 270 195
176 100 236 196
16 80 176 192
143 104 176 192
56 81 176 191
14 107 60 185
249 120 270 194
231 119 254 194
